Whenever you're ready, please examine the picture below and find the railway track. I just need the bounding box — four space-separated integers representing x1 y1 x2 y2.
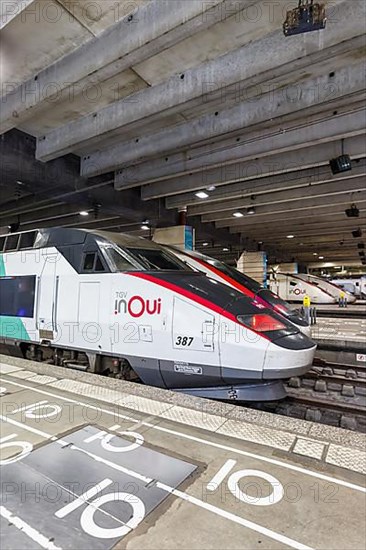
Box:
312 357 366 378
248 363 366 433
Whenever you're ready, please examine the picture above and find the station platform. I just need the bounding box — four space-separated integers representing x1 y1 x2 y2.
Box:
311 316 366 346
311 316 365 367
1 354 365 550
315 303 366 318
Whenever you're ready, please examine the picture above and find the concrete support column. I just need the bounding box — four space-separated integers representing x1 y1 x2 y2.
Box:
237 251 268 286
153 225 195 251
178 207 188 226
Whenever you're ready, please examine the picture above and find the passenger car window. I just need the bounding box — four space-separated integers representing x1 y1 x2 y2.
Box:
0 276 36 318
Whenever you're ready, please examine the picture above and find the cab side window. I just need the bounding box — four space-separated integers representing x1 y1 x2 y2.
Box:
82 253 106 273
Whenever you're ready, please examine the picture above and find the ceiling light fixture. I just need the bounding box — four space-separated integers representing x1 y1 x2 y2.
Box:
79 211 89 216
287 235 295 239
345 204 359 218
330 154 352 175
233 212 244 218
141 225 150 231
206 185 216 192
319 256 324 260
202 242 209 247
223 247 229 252
195 191 209 199
313 253 318 256
247 207 255 215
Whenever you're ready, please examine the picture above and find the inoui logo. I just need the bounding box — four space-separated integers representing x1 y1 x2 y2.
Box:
289 287 306 296
114 295 162 318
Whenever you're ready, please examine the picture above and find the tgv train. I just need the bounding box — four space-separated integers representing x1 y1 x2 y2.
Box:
332 276 366 299
0 228 316 401
166 247 311 336
269 272 356 304
298 273 357 303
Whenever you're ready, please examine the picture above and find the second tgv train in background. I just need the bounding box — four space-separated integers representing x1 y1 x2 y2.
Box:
165 247 311 336
0 228 317 402
331 276 366 299
269 272 356 304
297 273 357 303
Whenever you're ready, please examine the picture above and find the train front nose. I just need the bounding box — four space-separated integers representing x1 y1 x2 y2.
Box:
286 313 312 337
263 331 317 379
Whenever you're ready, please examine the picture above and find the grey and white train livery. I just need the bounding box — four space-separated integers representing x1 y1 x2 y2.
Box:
0 228 317 401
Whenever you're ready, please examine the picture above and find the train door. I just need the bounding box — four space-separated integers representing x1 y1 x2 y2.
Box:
160 297 222 388
77 281 101 348
37 253 58 341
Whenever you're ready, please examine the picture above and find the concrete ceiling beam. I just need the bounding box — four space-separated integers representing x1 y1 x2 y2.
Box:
269 248 364 256
271 237 361 247
198 178 366 222
212 193 366 227
0 203 95 227
231 224 366 238
111 96 366 188
36 0 366 161
238 220 366 236
279 251 363 258
141 135 366 200
1 0 240 134
21 214 122 231
102 80 366 183
166 157 366 210
0 0 35 29
229 210 366 229
184 165 366 216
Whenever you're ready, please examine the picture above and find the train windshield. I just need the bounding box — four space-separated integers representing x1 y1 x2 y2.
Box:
125 248 189 271
203 257 305 322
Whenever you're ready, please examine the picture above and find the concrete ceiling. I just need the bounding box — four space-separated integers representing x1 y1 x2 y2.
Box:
1 0 365 266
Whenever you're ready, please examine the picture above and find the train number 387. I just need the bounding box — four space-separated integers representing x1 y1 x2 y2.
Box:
175 336 194 347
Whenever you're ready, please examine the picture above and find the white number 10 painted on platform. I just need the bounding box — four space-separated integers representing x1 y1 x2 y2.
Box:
54 428 146 539
207 459 284 506
55 478 145 539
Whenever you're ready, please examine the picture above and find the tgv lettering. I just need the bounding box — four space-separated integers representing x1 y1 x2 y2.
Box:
115 296 162 318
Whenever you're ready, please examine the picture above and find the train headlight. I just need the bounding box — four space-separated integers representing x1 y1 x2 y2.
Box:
237 314 286 333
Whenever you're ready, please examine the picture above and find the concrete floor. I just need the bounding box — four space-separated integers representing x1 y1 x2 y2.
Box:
1 357 365 550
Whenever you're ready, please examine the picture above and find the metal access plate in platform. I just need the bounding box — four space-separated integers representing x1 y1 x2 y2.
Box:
0 425 197 550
